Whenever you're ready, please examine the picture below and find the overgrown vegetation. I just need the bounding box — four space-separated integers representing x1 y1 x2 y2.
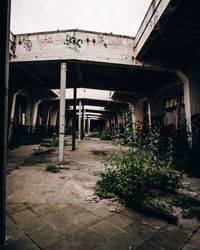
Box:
94 108 200 222
40 133 71 147
46 163 70 173
89 128 112 140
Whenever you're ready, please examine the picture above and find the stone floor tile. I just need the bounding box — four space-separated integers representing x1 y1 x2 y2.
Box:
188 232 200 248
6 215 25 241
74 212 99 227
92 243 121 250
46 238 96 250
108 213 135 229
125 220 157 241
178 216 200 231
149 224 192 250
10 209 50 235
89 220 123 240
182 243 200 250
6 202 27 215
30 228 65 249
70 229 104 247
1 236 40 250
137 241 166 250
109 230 144 249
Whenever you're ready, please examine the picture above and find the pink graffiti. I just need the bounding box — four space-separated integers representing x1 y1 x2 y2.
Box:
37 35 53 50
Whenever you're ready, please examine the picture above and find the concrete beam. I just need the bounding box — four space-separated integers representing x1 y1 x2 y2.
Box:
134 0 171 59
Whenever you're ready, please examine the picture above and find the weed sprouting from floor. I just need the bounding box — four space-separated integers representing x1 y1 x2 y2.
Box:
94 107 200 222
33 146 45 156
46 164 60 173
46 163 70 173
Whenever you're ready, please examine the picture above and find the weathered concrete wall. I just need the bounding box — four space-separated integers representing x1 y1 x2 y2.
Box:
135 101 144 122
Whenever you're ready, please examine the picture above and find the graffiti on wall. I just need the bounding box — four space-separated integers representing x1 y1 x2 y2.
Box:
64 34 83 51
98 35 107 48
37 35 53 50
22 35 33 51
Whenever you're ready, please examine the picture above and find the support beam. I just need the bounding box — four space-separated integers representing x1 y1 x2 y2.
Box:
176 71 192 144
72 88 77 151
0 0 11 244
59 62 67 166
83 108 86 137
78 100 82 141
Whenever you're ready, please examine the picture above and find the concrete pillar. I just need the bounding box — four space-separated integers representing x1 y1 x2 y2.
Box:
59 62 67 166
8 90 20 137
81 103 84 140
32 100 42 131
46 106 52 133
72 88 77 151
83 108 86 137
87 116 90 134
147 100 152 130
26 98 32 126
0 0 11 243
176 71 192 144
78 100 82 141
129 103 136 139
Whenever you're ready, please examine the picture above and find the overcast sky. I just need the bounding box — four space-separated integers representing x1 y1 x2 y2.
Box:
11 0 151 36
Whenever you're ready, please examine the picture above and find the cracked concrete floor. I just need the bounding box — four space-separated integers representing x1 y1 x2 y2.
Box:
1 138 200 249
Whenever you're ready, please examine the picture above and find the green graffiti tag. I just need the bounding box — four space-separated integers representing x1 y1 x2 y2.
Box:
64 34 83 50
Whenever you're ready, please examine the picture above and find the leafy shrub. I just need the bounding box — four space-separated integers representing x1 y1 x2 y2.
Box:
33 146 45 156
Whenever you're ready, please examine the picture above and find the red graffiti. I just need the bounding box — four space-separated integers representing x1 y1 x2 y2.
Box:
37 35 53 50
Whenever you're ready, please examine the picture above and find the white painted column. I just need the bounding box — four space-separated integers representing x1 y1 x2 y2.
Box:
8 90 20 137
59 62 67 166
78 100 82 141
83 108 86 137
32 100 41 130
176 71 192 144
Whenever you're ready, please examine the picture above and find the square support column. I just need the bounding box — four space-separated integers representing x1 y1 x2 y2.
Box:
78 100 82 141
72 88 77 151
176 71 192 144
0 0 11 244
59 62 67 166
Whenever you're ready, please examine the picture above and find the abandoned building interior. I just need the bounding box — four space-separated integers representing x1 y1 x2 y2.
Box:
1 0 200 249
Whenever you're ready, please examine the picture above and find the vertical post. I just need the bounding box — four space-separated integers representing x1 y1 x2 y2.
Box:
81 102 84 140
87 116 90 134
46 106 52 134
0 0 11 244
72 88 77 151
78 100 82 141
129 103 136 139
32 100 41 132
83 108 86 137
59 62 67 166
8 91 20 137
147 100 152 130
176 71 192 144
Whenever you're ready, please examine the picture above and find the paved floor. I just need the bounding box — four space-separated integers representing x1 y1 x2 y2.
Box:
1 138 200 249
